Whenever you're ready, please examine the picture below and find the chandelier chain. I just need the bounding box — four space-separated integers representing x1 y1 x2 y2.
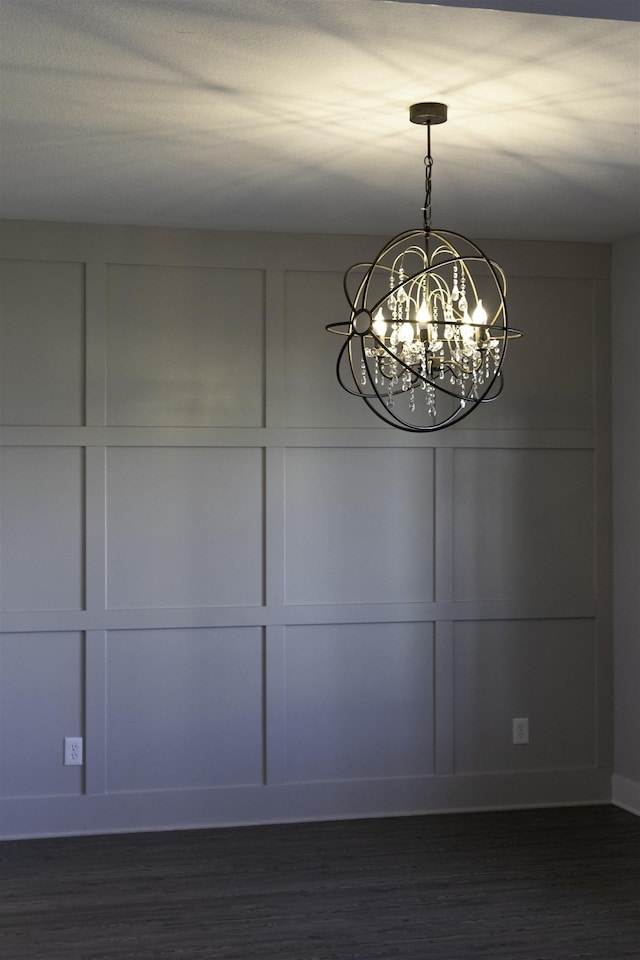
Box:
422 122 433 230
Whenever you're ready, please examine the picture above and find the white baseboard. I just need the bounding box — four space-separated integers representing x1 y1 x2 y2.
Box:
612 773 640 817
0 767 613 840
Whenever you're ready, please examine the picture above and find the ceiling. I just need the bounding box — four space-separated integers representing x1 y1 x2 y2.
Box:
0 0 638 242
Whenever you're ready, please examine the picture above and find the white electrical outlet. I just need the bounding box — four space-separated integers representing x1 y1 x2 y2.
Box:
512 717 529 744
64 737 84 766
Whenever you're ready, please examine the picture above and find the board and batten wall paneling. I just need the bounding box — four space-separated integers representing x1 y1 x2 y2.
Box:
452 619 596 775
106 264 265 428
452 448 595 605
105 628 264 792
612 234 640 816
283 447 435 606
0 221 612 838
283 622 435 783
0 260 85 427
0 446 85 612
0 632 84 799
105 446 264 609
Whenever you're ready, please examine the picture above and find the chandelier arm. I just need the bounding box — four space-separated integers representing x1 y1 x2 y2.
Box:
372 322 490 389
341 332 502 431
361 257 505 324
355 229 506 278
352 321 479 409
345 228 428 295
371 334 483 404
324 320 523 353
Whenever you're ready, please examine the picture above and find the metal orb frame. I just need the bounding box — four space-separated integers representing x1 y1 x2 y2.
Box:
326 102 522 432
327 226 519 431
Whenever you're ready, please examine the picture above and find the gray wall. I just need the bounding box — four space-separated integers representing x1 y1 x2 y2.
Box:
0 221 612 838
612 233 640 813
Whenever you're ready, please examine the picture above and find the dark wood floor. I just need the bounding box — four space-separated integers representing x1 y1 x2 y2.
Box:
1 805 639 960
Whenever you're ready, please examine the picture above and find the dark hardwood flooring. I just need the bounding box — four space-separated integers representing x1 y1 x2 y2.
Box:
1 805 639 960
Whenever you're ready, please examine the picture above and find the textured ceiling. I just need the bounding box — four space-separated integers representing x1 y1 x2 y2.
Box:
0 0 638 241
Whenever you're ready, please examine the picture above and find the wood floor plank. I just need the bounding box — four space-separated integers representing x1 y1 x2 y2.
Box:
1 806 639 959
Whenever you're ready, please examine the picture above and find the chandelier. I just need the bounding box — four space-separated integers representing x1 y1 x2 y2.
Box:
326 102 521 431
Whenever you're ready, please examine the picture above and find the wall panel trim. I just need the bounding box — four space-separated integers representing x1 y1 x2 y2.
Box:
0 221 612 838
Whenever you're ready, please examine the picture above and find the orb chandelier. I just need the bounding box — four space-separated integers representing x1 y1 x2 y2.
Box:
326 102 522 432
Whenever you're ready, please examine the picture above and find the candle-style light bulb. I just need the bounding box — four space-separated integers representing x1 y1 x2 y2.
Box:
372 309 387 338
416 300 431 327
471 299 488 324
398 321 415 344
